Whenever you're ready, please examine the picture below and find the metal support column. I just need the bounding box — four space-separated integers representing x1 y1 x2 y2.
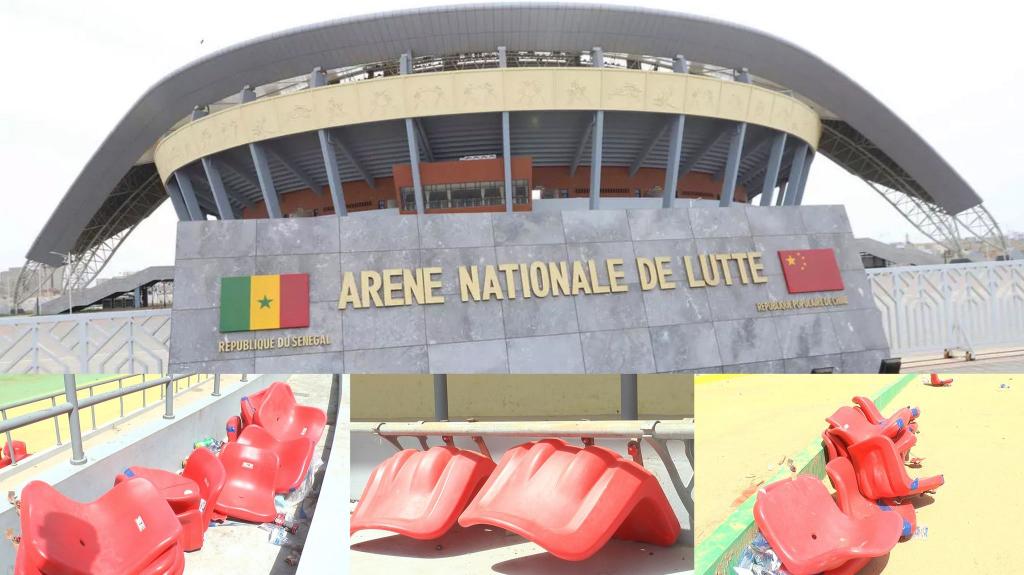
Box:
759 133 787 206
499 46 514 213
64 374 87 465
212 373 221 397
663 55 689 208
312 67 348 216
239 86 282 218
620 374 638 420
589 47 604 210
400 52 425 214
174 172 203 220
783 142 809 206
201 158 235 220
133 286 141 308
794 150 815 205
719 69 751 207
164 177 191 221
433 374 449 421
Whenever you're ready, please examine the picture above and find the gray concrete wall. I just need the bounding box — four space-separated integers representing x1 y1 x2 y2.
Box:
169 206 889 373
0 374 280 572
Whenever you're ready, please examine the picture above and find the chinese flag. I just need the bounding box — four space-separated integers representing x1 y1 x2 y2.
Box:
778 249 844 293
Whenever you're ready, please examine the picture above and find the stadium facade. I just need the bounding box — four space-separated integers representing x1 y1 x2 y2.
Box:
16 4 1006 373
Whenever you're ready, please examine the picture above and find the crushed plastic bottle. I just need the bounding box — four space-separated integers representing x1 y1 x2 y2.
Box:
266 524 292 546
193 437 225 453
733 532 791 575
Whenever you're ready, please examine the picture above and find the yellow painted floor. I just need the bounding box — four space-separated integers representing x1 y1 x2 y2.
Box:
694 375 898 542
859 373 1021 573
696 373 1022 574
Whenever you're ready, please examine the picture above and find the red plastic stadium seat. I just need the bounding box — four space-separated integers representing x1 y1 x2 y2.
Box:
852 396 920 428
826 457 915 539
929 373 953 387
351 446 496 539
236 424 315 493
253 382 326 444
214 443 280 523
826 406 915 459
240 384 277 428
225 415 241 442
846 434 944 499
753 475 903 575
179 447 227 551
1 440 31 469
17 479 184 575
459 438 681 561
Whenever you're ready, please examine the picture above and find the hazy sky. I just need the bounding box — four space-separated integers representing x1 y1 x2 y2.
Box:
2 0 1020 276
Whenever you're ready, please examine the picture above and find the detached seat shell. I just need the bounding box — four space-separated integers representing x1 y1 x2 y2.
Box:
846 434 944 499
214 443 280 523
17 479 184 575
237 424 316 493
351 446 496 539
254 381 327 444
459 438 680 561
754 475 903 575
1 440 31 469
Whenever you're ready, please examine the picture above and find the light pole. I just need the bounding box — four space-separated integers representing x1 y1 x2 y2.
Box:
49 251 72 315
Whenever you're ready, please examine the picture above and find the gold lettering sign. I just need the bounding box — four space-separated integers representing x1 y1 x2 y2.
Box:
218 334 331 353
336 252 780 310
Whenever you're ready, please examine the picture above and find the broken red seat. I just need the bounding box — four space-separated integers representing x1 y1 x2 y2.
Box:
17 479 184 575
237 424 315 493
351 446 495 539
225 415 241 442
827 457 915 539
214 442 280 523
114 467 201 515
852 396 920 428
178 447 227 551
239 383 277 428
929 373 953 387
754 475 903 575
253 381 327 444
1 440 31 468
826 406 915 459
846 434 944 499
459 438 681 561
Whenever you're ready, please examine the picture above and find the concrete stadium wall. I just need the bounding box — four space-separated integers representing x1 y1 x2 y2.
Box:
350 374 694 420
169 205 889 373
0 374 279 572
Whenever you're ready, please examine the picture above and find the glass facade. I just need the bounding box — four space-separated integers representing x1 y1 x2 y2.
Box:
401 179 529 210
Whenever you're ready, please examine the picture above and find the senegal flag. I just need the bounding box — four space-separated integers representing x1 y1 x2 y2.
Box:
219 274 310 332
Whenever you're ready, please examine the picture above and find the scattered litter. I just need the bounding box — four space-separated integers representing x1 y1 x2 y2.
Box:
266 524 293 546
999 383 1011 390
284 550 301 566
734 532 791 575
907 457 925 469
912 525 928 540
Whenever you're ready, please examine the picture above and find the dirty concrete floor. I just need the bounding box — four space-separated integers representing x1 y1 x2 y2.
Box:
184 374 337 575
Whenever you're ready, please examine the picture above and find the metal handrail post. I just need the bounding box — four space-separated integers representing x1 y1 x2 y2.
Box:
212 373 221 396
433 374 448 421
163 376 175 419
50 396 62 445
64 374 87 465
1 408 16 466
620 374 638 420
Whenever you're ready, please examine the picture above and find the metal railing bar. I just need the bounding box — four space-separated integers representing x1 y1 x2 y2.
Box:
76 375 177 411
352 419 694 440
0 403 73 435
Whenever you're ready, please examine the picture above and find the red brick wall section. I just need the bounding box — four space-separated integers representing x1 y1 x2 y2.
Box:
241 160 746 218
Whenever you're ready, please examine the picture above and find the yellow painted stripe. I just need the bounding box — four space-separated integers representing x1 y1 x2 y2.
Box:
249 274 281 330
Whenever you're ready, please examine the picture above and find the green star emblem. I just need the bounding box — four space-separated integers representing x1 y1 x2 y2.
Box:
258 295 273 309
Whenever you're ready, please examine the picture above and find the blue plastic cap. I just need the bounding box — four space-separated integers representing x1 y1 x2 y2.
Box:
902 520 912 538
911 407 920 418
910 478 919 490
227 425 237 432
896 418 904 430
123 468 135 477
878 503 892 511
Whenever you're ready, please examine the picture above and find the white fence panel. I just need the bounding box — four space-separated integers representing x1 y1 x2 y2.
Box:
867 260 1024 356
0 309 171 373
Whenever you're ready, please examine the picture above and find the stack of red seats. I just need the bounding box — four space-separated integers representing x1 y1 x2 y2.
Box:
752 396 944 575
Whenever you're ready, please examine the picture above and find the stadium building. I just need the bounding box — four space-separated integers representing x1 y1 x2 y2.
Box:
12 4 1010 373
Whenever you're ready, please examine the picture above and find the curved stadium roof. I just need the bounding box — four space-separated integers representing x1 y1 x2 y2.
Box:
27 2 984 267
